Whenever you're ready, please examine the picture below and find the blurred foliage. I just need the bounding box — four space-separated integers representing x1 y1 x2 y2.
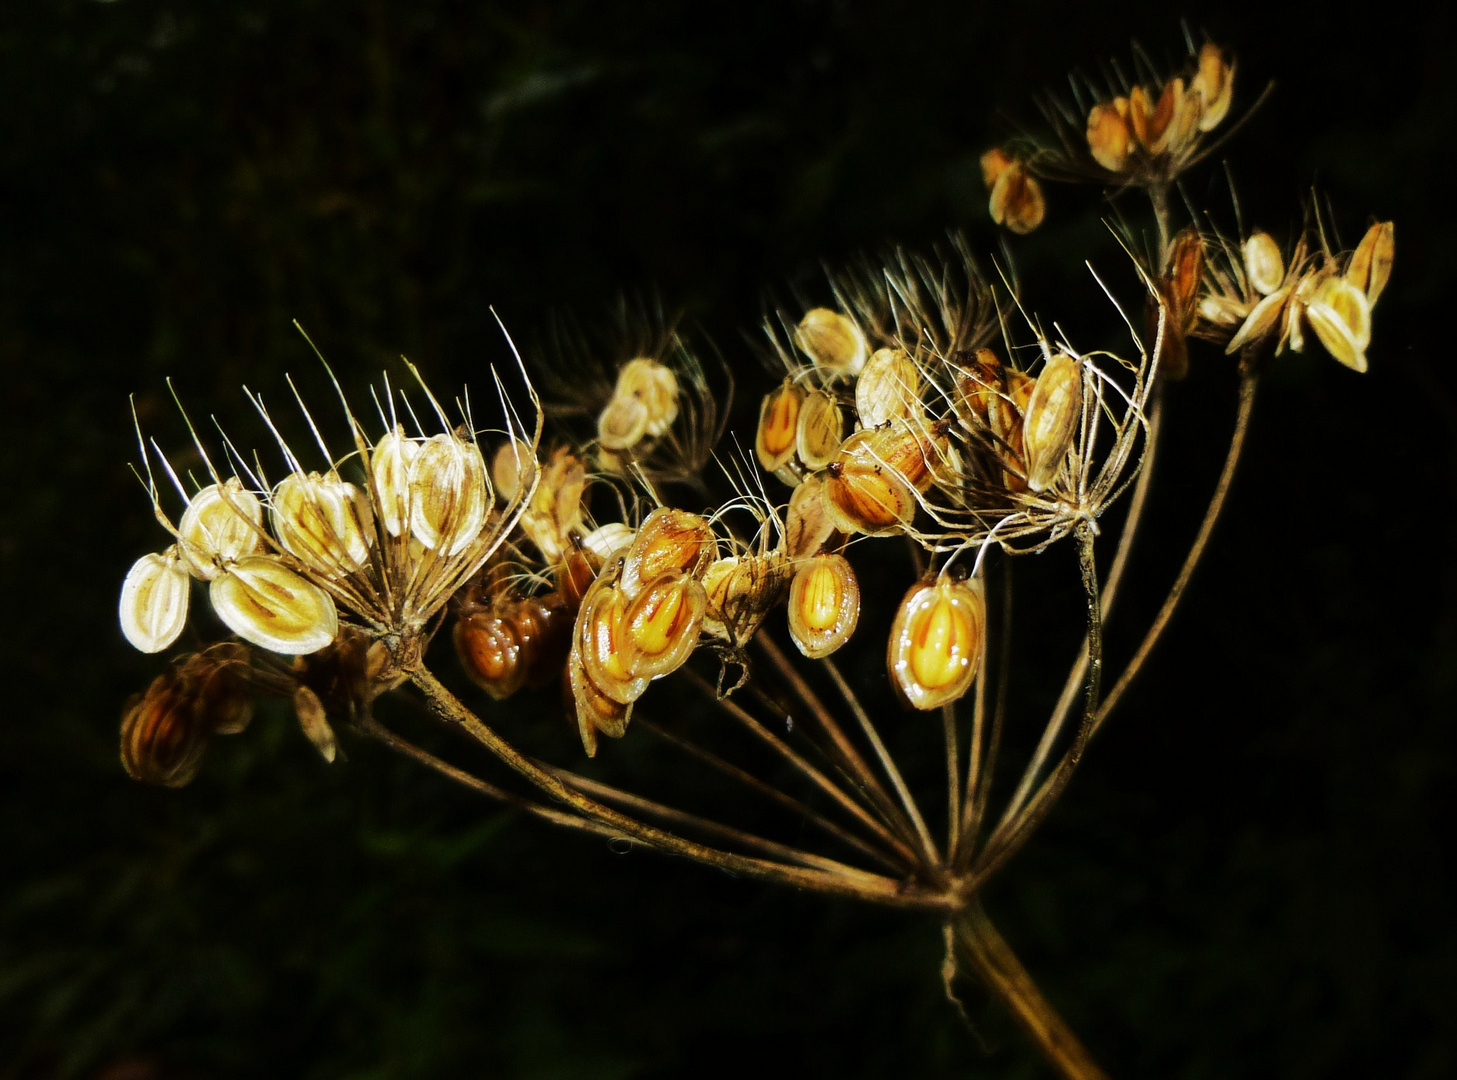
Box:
1 0 1453 1077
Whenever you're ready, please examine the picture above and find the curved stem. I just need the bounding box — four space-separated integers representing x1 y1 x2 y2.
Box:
1093 369 1258 733
950 904 1108 1080
408 663 949 909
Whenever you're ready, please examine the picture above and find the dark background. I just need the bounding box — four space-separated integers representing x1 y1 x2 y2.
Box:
2 1 1453 1077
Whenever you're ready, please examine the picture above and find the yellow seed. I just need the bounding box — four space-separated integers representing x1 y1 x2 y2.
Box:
795 308 867 376
120 548 191 653
1345 221 1394 305
408 433 488 556
988 160 1046 235
1243 232 1285 297
1022 354 1082 492
1305 276 1372 373
177 479 267 580
887 578 985 710
756 379 804 472
1086 99 1132 172
856 348 924 428
796 388 844 469
787 554 860 659
371 425 419 538
623 572 706 679
272 471 373 578
575 577 648 705
208 555 339 655
1190 43 1234 132
619 507 717 598
491 438 534 503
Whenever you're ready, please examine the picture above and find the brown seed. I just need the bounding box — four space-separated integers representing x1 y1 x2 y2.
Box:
619 507 717 598
787 554 860 659
121 672 212 787
952 348 1005 429
795 308 867 376
1022 354 1083 492
293 684 338 763
796 388 844 470
756 379 804 472
821 431 917 536
1086 99 1132 172
454 610 526 701
887 577 986 710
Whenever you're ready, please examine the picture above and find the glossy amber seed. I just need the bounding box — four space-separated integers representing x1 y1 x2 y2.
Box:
454 610 525 700
576 577 649 705
619 507 717 598
787 554 860 659
622 571 707 679
756 379 804 472
887 577 985 710
1022 354 1083 492
568 647 631 758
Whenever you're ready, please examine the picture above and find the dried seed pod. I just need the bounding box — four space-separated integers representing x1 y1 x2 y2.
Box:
619 507 717 598
209 555 339 655
556 547 599 609
887 577 986 710
567 647 631 757
575 577 649 704
1225 285 1292 355
1197 293 1252 331
513 594 573 689
120 548 191 653
981 150 1047 236
1190 43 1234 131
795 308 867 377
618 357 681 437
1346 221 1394 305
1243 232 1285 297
409 433 489 556
519 446 586 564
454 610 525 700
1086 99 1132 172
293 684 338 763
371 425 419 538
952 348 1005 428
1022 354 1083 492
866 418 954 494
195 644 255 735
581 522 635 564
785 474 838 559
120 670 213 787
177 479 267 580
271 471 373 578
491 438 534 503
1129 78 1191 156
1150 226 1205 380
796 388 844 469
1305 276 1372 373
756 378 804 472
622 571 707 679
821 431 917 536
856 348 924 429
703 551 792 644
596 392 650 451
787 554 860 659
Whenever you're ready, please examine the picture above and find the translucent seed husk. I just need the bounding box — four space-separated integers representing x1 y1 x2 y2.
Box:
622 571 706 679
209 555 339 655
856 348 923 429
887 577 985 711
619 507 717 598
177 479 267 580
821 431 916 537
1022 354 1083 492
795 308 867 376
1243 233 1285 297
1225 286 1291 355
787 554 860 659
409 433 489 556
617 357 681 437
785 474 838 559
272 471 373 578
703 552 791 644
568 647 631 758
1346 221 1394 305
120 671 212 788
756 378 804 472
120 548 191 653
796 388 844 470
293 684 338 763
1191 43 1234 132
576 577 648 705
596 392 651 451
1305 276 1372 373
371 425 419 538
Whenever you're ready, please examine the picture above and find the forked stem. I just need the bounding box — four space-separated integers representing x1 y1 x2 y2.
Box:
950 904 1108 1080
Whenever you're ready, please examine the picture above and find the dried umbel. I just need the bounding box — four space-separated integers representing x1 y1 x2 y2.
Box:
787 553 860 659
887 575 986 710
981 148 1046 235
120 647 256 787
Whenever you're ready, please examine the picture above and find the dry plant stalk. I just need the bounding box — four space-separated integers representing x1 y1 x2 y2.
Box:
115 34 1393 1079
